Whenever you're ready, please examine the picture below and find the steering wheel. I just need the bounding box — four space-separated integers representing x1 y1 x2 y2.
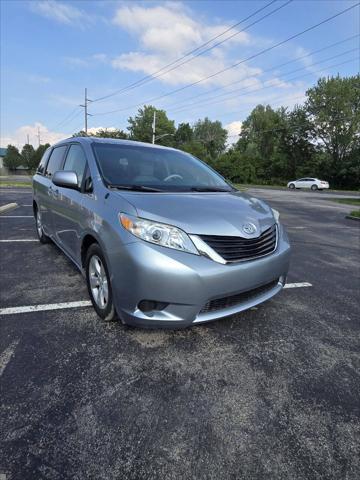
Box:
164 174 183 182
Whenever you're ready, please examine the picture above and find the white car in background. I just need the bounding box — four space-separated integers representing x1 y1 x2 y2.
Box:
287 178 330 191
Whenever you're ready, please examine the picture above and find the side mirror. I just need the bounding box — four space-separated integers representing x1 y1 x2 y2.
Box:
52 171 79 190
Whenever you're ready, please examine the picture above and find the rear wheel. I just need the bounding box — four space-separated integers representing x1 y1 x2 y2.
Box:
34 206 50 244
85 244 117 322
289 183 295 190
311 184 318 191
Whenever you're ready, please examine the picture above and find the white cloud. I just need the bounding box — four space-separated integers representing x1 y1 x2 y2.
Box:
111 2 252 87
225 121 242 145
86 126 117 135
30 0 90 26
112 52 261 88
1 123 66 149
113 4 249 55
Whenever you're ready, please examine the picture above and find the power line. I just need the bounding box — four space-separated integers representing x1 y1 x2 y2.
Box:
165 34 360 111
214 59 356 127
49 106 82 131
170 50 358 115
94 2 359 117
91 0 284 103
216 58 357 122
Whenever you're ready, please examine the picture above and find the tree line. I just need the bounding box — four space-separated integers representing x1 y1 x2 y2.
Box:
4 75 359 188
3 143 51 172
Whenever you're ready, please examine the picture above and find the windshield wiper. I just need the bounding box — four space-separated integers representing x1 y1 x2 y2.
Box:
108 184 163 192
190 186 232 192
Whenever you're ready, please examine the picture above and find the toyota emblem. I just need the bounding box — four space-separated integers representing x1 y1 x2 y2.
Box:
242 223 257 235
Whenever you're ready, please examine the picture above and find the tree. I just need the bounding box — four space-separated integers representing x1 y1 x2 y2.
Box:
235 105 288 182
305 75 360 187
281 106 315 179
193 117 227 160
31 143 51 172
93 128 128 139
72 130 88 137
174 123 193 147
3 145 22 170
72 128 128 139
180 140 210 163
217 149 257 184
127 105 175 146
21 144 35 170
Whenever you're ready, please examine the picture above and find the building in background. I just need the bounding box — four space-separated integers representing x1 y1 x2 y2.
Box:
0 147 8 175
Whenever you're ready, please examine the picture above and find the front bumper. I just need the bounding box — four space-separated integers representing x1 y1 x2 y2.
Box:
109 223 291 328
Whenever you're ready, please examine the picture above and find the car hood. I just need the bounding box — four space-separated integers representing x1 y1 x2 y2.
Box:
117 191 275 236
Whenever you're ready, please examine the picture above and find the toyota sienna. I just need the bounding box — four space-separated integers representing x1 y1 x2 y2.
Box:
32 137 291 327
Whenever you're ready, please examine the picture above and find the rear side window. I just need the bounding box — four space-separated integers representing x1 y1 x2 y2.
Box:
63 144 87 187
45 145 67 177
36 148 51 175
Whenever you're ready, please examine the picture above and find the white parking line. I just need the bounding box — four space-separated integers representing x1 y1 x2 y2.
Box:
284 282 312 288
0 239 37 242
0 339 19 377
0 283 313 315
0 301 92 315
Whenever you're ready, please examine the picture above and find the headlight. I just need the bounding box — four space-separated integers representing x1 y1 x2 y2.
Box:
119 213 199 255
272 208 280 223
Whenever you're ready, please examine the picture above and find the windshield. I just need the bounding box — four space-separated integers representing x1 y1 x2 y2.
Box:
92 143 233 192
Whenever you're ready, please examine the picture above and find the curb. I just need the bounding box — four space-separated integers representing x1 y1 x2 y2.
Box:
0 203 18 214
345 215 360 222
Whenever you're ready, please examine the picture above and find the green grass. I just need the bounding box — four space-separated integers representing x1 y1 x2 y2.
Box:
0 182 32 187
234 183 286 190
349 210 360 218
234 183 360 193
326 198 360 206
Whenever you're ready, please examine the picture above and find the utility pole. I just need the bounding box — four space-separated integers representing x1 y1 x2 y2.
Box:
36 126 41 146
80 88 93 134
152 111 156 144
26 134 30 145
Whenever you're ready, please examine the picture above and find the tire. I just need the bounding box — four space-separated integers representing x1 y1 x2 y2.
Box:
85 243 117 322
34 205 50 244
289 183 295 190
311 184 318 191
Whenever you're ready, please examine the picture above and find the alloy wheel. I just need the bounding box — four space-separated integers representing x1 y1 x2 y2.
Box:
36 209 43 237
89 255 109 309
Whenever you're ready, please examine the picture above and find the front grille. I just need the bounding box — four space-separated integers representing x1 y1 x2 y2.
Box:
199 224 277 263
200 279 279 314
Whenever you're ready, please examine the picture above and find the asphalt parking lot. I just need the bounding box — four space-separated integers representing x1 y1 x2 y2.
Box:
0 187 359 480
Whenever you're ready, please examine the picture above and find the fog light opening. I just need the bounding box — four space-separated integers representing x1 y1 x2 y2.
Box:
138 300 169 313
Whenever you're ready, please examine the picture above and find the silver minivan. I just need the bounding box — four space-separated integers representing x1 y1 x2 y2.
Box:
32 137 291 328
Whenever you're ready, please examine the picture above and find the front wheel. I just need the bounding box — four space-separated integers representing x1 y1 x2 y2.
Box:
289 183 295 190
35 206 50 244
311 184 318 191
85 244 117 322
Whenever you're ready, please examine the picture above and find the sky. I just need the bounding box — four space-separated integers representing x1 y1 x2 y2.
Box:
1 0 359 148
